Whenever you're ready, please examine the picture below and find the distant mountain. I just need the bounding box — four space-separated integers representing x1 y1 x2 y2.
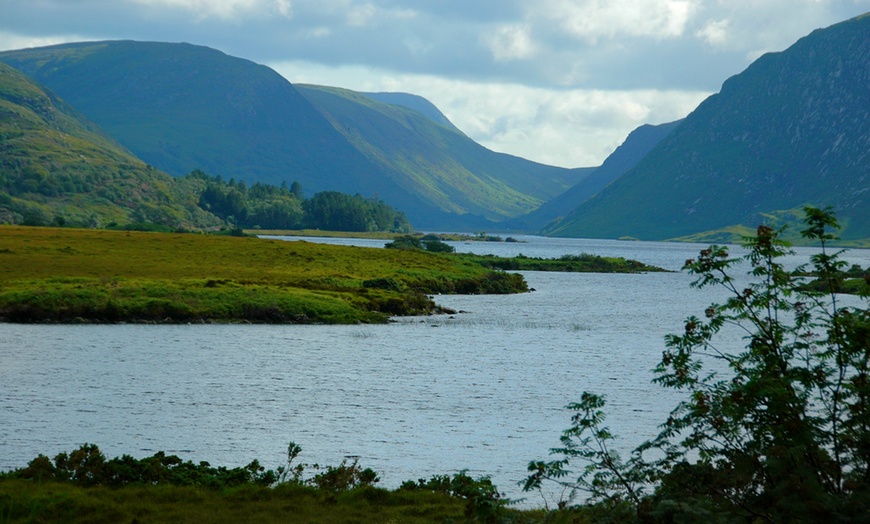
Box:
0 61 218 229
363 91 461 132
297 84 587 221
0 41 584 230
548 14 870 243
517 120 680 231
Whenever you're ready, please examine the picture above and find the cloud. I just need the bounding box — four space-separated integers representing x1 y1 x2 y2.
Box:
0 31 88 52
345 3 375 26
535 0 698 43
1 0 868 166
696 18 730 48
484 24 539 62
129 0 294 19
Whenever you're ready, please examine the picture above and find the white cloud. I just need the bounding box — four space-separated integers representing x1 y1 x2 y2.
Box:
275 0 292 18
270 60 710 167
0 31 91 52
129 0 293 19
696 18 730 47
484 24 539 62
346 3 376 26
536 0 698 42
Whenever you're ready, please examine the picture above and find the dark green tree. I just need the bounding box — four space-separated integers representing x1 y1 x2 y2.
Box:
290 180 304 200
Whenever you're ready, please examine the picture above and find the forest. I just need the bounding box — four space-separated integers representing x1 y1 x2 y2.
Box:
187 170 412 233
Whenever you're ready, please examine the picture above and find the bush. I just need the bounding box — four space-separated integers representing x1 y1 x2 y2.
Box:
423 239 455 253
385 235 422 250
401 471 507 523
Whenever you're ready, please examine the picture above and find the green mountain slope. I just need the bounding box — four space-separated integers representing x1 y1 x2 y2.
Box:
0 41 583 230
0 62 219 228
297 84 584 220
521 120 680 232
549 14 870 243
363 91 461 132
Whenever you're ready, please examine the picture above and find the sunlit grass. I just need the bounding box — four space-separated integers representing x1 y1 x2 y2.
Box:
0 480 469 524
0 226 527 323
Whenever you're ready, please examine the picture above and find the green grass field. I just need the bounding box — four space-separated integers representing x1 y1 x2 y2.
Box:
0 479 585 524
0 226 527 323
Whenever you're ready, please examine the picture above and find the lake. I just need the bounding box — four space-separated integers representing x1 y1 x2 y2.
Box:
2 236 868 505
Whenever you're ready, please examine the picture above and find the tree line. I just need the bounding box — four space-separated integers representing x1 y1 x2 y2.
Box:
186 170 412 233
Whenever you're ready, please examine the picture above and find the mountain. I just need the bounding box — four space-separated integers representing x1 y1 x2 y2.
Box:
0 41 584 230
363 91 461 132
297 84 587 221
517 120 680 231
0 61 219 229
548 14 870 243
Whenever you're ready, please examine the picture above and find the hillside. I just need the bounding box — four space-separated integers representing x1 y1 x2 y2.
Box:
519 120 680 231
0 41 584 230
548 14 870 243
297 84 586 221
0 62 219 229
363 91 461 132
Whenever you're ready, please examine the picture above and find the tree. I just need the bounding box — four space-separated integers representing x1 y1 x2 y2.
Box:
290 180 303 200
525 207 870 521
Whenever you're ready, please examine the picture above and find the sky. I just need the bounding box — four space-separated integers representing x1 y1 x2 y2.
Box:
1 1 868 168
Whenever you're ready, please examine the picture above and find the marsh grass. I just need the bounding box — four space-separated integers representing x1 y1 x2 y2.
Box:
0 226 527 323
0 479 587 524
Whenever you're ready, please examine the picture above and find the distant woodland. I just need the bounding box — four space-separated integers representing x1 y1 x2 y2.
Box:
186 170 412 233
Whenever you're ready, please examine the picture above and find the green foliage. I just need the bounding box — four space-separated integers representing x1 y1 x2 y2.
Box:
309 458 380 493
401 472 509 523
385 234 456 252
303 190 411 233
185 170 412 233
424 238 456 253
8 444 276 489
523 392 654 518
526 207 870 521
0 443 554 524
385 235 424 250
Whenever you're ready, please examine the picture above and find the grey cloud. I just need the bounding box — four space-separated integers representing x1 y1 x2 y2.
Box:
3 0 868 92
1 0 867 166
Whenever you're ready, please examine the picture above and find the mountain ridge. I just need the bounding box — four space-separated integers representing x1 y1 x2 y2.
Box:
547 14 870 242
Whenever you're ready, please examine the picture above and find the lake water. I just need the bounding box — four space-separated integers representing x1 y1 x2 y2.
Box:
2 236 868 505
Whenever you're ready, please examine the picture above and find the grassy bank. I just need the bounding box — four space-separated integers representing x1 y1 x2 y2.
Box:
0 479 579 524
0 226 527 324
